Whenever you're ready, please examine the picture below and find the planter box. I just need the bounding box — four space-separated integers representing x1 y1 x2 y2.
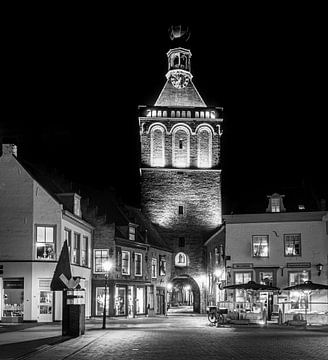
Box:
1 316 23 323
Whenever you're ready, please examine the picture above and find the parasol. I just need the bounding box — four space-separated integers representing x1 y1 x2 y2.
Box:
283 280 328 291
224 281 279 291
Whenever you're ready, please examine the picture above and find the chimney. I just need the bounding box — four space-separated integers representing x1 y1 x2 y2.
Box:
2 144 17 157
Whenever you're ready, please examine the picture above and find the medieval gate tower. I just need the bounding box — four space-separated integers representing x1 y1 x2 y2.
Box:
139 27 223 313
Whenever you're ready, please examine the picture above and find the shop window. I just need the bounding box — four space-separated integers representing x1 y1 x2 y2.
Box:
252 235 269 257
94 249 109 273
122 251 130 275
81 236 89 267
234 272 252 303
3 278 24 319
289 271 310 310
135 253 142 276
147 286 154 310
151 258 157 278
36 225 55 260
284 234 301 256
136 287 145 314
115 287 126 316
259 271 273 286
96 287 110 316
72 233 81 265
159 255 167 276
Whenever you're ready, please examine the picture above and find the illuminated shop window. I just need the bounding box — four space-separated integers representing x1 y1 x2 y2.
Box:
94 249 109 273
234 272 252 302
259 272 273 286
284 234 301 256
36 226 55 260
122 251 130 275
151 258 157 278
252 235 269 257
96 287 110 316
289 271 310 310
135 253 142 276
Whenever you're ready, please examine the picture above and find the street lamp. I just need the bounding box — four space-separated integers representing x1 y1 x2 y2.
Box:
102 260 112 329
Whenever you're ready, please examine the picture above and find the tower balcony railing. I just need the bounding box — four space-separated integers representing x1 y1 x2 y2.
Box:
138 106 223 120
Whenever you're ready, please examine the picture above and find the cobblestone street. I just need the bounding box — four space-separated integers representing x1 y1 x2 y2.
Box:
1 315 327 360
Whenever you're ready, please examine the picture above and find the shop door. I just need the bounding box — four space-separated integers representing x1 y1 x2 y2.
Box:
38 279 53 322
156 288 165 315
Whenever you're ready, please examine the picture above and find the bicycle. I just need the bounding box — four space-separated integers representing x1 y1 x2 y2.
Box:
207 307 225 326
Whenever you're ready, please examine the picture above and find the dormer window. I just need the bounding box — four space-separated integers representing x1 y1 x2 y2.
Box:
74 195 81 217
266 193 286 213
129 225 136 241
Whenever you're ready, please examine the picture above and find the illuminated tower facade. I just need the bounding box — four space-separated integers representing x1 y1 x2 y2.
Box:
139 28 223 312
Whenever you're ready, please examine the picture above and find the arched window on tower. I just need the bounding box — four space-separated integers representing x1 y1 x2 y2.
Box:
172 126 190 168
197 126 212 168
150 125 165 167
175 252 188 267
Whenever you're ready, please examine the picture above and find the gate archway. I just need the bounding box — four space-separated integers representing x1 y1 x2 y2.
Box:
168 275 201 313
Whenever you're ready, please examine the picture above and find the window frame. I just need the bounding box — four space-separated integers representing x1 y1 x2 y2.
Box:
35 225 56 260
284 233 302 257
151 258 157 279
93 249 110 273
122 250 130 275
252 235 269 258
72 232 81 265
134 252 142 276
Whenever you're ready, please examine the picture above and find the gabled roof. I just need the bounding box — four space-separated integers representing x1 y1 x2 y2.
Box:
154 79 207 107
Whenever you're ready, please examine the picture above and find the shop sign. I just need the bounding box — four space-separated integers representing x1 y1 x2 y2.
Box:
233 263 253 269
287 262 311 268
3 278 24 289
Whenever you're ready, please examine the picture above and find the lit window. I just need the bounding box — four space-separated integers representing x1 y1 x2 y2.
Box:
159 255 166 276
163 110 167 117
234 272 252 302
122 251 130 275
289 270 309 286
74 196 81 217
151 258 157 278
259 272 273 286
129 226 136 241
187 111 191 118
81 236 88 267
152 110 156 117
205 111 210 118
36 226 55 260
195 111 199 118
252 235 269 257
284 234 301 256
210 111 216 119
158 110 162 117
178 205 184 215
94 249 109 273
171 110 175 117
271 198 280 212
72 233 81 265
135 253 142 276
182 110 186 117
200 111 204 118
289 270 310 310
176 111 180 117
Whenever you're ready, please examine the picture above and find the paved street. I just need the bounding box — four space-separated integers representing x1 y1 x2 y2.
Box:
0 315 327 360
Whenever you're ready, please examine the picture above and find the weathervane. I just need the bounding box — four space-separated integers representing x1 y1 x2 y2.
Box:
168 25 190 42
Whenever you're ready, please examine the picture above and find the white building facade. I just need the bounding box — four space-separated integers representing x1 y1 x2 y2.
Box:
0 144 93 322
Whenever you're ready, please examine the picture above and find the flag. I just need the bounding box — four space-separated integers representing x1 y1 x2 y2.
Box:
50 240 72 291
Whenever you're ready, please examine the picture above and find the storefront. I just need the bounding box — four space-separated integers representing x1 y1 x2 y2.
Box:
1 278 24 322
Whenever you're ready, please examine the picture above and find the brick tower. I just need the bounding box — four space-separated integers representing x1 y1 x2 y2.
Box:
139 27 223 312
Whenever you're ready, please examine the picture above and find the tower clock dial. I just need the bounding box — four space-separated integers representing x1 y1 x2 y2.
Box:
170 73 189 89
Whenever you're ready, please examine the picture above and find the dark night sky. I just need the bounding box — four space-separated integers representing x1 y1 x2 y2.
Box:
1 7 327 214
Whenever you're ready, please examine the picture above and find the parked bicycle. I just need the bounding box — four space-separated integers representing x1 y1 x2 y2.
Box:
207 306 227 325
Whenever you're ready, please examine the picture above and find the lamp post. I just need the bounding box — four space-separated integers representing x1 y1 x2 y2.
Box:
102 260 112 329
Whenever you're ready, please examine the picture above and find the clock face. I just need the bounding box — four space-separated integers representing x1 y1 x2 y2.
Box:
170 73 189 89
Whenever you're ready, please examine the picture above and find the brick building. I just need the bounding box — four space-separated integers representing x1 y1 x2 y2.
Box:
139 29 223 312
